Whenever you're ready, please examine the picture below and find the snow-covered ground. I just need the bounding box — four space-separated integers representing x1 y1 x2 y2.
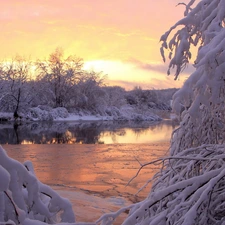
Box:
0 105 163 122
54 114 113 122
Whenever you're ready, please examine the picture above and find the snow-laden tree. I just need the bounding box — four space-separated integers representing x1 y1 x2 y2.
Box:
95 1 225 224
0 146 77 225
160 0 225 154
0 56 34 117
36 48 84 108
35 48 107 113
74 70 106 113
122 0 225 224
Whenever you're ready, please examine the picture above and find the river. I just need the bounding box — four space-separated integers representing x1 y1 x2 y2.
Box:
2 120 177 224
0 119 177 144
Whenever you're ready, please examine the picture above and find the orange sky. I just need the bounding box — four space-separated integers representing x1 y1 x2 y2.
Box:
0 0 194 89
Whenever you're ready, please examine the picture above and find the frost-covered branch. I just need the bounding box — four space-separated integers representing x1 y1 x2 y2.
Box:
160 0 225 154
103 144 225 225
126 155 219 187
0 146 76 225
161 0 225 79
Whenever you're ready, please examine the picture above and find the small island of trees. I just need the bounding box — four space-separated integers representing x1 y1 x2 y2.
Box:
0 48 176 122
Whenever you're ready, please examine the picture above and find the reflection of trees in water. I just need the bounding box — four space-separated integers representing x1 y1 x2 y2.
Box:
0 122 103 144
101 120 178 142
105 129 127 143
0 120 179 144
131 120 178 138
70 123 102 144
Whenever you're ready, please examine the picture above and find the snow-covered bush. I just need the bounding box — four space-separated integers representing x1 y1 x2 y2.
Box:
105 106 121 117
118 105 161 122
52 107 69 119
26 107 69 121
27 107 54 121
0 146 75 225
103 86 127 108
0 112 13 122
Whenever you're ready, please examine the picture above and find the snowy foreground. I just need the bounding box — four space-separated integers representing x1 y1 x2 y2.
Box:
2 143 225 224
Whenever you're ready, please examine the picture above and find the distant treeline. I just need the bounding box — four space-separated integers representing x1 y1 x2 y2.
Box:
0 48 177 119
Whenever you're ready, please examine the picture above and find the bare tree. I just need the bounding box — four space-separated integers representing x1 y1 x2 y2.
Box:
75 70 106 112
36 48 83 108
0 56 34 119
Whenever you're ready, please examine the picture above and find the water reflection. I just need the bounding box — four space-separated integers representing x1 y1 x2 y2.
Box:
0 120 178 144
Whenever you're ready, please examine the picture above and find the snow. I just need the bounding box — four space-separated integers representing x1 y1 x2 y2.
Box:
54 114 113 122
0 165 10 196
0 106 162 122
0 146 76 225
51 106 161 122
0 112 13 121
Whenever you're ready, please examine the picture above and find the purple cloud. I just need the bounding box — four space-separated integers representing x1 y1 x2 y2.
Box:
127 58 195 77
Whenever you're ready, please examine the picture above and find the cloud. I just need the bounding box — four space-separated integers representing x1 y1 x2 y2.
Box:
105 76 183 90
127 58 195 77
105 79 150 90
114 30 144 37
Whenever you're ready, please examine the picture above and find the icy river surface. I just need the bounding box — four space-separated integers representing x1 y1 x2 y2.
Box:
2 120 176 224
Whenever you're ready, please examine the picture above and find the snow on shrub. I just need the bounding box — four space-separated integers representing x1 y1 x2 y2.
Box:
27 107 53 121
0 112 13 122
105 106 121 117
26 107 69 121
118 105 161 122
51 107 69 119
23 104 162 122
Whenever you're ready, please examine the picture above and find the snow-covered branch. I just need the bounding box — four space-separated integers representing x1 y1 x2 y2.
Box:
160 0 225 155
161 0 225 79
100 144 225 225
0 146 75 225
126 154 219 187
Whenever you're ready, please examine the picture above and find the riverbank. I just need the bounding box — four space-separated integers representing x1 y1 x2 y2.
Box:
3 142 170 224
0 105 164 123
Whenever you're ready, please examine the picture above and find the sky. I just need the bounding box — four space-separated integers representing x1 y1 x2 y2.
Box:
0 0 195 90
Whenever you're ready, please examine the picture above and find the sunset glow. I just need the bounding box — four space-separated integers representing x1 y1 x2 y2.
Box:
0 0 192 89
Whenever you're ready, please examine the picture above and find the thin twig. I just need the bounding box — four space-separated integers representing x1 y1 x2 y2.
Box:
4 191 20 224
126 156 219 187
